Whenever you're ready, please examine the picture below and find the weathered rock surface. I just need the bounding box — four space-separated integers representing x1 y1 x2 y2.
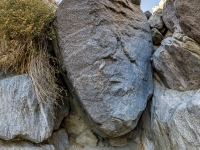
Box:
175 0 200 44
48 129 69 150
75 129 98 147
151 28 163 46
54 0 153 137
0 140 55 150
148 8 164 29
149 80 200 150
162 0 179 32
0 75 67 143
144 11 152 20
153 27 200 91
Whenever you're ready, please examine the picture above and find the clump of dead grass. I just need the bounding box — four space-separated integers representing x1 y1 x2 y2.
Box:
0 0 65 116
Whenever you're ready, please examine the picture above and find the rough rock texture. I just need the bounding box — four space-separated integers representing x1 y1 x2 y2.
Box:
148 9 164 29
54 0 153 137
75 129 98 147
0 140 55 150
162 0 179 32
148 80 200 150
151 28 163 46
0 75 67 143
153 27 200 91
144 11 152 20
64 114 88 135
175 0 200 44
48 129 69 150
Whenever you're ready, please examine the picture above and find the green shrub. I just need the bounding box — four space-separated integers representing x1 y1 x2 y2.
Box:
0 0 65 115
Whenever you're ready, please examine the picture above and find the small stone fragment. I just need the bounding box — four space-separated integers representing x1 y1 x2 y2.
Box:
151 28 164 46
75 129 98 147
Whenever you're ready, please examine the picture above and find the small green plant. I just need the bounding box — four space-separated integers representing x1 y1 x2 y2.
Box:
0 0 65 116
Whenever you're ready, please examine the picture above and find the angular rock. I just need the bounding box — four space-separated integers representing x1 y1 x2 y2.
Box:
148 8 164 29
162 0 179 32
175 0 200 44
48 129 69 150
0 75 67 143
149 80 200 150
151 28 164 46
163 30 173 39
153 28 200 91
0 139 55 150
144 11 152 20
54 0 153 137
75 129 98 147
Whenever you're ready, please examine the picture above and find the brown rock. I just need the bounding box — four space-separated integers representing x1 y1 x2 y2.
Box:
175 0 200 44
153 28 200 91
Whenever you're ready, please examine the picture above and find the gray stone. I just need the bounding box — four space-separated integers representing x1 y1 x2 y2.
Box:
151 28 164 46
162 0 179 32
153 27 200 91
75 129 98 147
148 9 164 29
108 137 127 147
149 80 200 150
48 128 69 150
0 75 67 143
175 0 200 44
54 0 153 137
0 139 55 150
144 11 152 20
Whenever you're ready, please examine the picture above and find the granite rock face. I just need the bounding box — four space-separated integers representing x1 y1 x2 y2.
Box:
153 27 200 91
162 0 179 32
0 75 67 143
148 9 164 30
175 0 200 44
149 80 200 150
54 0 153 137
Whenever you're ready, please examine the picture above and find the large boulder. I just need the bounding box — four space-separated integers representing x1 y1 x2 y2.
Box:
162 0 179 32
175 0 200 44
0 75 68 143
153 27 200 91
148 80 200 150
54 0 153 137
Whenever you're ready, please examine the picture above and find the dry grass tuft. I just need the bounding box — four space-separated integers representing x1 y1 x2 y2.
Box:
0 0 66 115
